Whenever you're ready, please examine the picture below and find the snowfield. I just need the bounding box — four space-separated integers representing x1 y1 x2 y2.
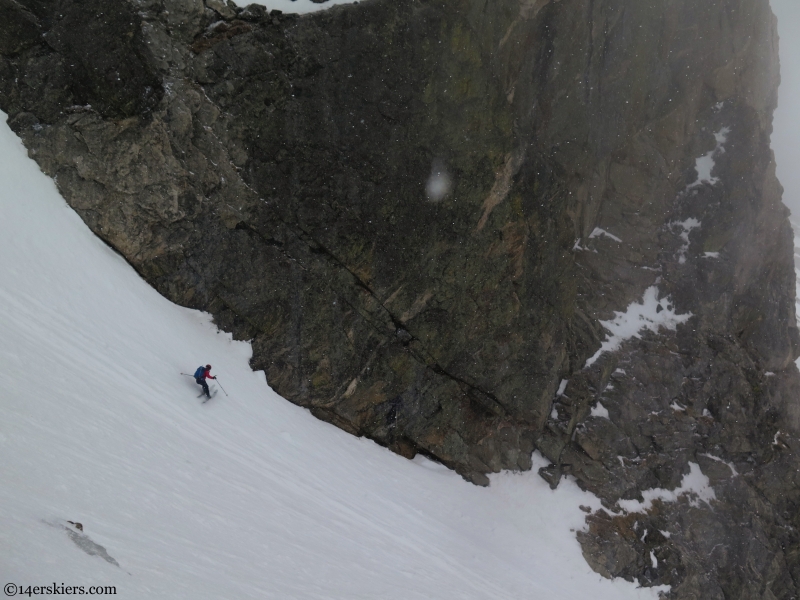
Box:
0 114 666 599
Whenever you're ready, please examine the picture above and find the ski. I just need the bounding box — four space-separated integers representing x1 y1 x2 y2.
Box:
200 389 218 402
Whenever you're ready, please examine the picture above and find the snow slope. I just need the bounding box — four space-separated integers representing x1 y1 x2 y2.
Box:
0 114 665 599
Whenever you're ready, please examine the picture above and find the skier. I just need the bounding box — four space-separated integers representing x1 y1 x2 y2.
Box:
194 364 216 398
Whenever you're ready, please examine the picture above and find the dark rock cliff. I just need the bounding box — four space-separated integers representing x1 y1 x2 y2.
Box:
1 0 798 596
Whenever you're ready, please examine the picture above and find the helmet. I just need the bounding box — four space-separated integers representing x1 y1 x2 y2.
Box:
206 364 212 369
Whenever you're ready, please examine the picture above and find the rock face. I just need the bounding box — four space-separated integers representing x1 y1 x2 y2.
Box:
1 0 799 596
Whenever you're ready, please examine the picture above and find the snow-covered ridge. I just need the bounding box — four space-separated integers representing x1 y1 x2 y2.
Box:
0 114 663 599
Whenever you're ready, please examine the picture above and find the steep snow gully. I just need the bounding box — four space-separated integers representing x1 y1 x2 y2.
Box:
0 115 666 598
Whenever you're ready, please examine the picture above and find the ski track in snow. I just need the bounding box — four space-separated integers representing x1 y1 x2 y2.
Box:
0 114 668 599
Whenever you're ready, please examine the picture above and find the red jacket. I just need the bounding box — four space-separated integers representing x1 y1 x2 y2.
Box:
202 368 215 380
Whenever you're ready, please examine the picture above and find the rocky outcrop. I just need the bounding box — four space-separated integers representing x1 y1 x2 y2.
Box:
1 0 798 597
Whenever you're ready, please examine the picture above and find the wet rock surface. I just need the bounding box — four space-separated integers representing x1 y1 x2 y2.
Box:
1 0 799 596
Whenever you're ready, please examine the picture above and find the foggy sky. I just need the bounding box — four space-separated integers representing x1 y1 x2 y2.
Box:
771 0 800 216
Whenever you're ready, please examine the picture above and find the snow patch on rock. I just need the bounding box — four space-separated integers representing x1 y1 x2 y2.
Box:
585 287 692 368
589 227 623 243
688 127 730 188
699 453 738 477
591 402 610 419
670 218 701 264
617 463 716 513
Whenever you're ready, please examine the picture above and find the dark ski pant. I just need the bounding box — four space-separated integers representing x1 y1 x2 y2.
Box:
196 377 210 397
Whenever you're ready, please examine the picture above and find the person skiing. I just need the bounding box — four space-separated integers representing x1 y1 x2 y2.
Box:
194 364 216 398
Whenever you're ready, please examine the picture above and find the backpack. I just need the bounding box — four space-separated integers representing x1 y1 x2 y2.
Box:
193 366 206 379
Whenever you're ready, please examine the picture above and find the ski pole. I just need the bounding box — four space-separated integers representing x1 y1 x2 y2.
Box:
180 373 194 377
215 378 229 397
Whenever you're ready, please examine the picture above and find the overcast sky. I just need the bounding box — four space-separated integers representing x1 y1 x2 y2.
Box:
771 0 800 216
